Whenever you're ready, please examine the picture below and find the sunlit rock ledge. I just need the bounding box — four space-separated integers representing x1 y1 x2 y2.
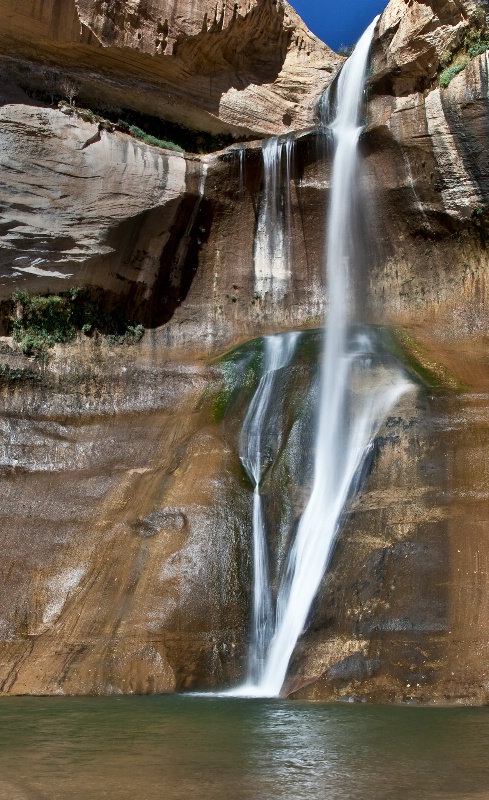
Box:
0 0 341 137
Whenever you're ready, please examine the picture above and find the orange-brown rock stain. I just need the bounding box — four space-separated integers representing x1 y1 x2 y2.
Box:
0 343 250 695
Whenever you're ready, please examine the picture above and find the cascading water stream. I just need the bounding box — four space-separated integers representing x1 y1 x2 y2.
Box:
239 332 299 686
231 17 412 698
253 136 295 301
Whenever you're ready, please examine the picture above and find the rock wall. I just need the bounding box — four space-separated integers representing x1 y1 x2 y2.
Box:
0 101 328 351
0 344 250 694
288 386 489 705
364 0 489 374
0 104 188 303
283 0 489 702
372 0 478 95
0 0 341 136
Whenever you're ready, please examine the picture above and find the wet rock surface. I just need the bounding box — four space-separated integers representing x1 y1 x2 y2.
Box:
0 343 250 694
0 332 487 702
288 388 489 704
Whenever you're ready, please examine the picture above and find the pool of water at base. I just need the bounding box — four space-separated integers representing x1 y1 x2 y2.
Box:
0 696 488 800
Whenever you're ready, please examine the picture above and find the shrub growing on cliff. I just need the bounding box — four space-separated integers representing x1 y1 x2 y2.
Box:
337 43 355 57
439 7 488 88
10 289 145 357
111 111 237 154
59 77 79 106
466 33 489 57
465 8 489 56
439 57 470 87
124 123 184 153
11 291 76 356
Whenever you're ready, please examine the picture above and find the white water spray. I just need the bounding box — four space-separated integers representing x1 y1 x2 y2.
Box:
232 17 412 698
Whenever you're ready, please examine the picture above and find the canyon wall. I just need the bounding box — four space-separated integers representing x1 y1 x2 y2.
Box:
0 0 340 136
1 0 489 700
365 0 489 382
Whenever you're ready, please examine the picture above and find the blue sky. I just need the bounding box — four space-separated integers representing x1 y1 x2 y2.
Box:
291 0 388 51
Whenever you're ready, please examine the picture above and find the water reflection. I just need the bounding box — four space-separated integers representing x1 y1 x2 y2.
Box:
0 697 489 799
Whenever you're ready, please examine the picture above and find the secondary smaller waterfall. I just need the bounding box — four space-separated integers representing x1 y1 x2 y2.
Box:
236 147 246 198
239 332 299 685
253 136 295 301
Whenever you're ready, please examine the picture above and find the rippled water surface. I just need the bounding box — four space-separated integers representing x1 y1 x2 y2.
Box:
1 696 489 799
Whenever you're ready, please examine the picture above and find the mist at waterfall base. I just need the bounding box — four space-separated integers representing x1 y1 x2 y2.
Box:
226 18 412 698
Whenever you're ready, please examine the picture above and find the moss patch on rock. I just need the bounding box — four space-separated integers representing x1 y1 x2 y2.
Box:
207 340 264 422
387 326 463 391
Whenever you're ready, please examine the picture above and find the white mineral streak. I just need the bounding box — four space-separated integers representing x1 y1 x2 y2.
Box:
253 136 295 301
43 567 86 625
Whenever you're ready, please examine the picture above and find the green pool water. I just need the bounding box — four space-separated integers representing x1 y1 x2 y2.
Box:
0 696 488 799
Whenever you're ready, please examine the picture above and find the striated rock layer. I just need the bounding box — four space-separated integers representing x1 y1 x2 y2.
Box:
0 0 341 136
365 0 489 372
0 343 251 694
372 0 479 95
286 0 489 703
288 384 489 705
0 101 327 350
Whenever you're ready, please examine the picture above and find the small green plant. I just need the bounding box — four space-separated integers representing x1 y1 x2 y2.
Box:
0 363 41 383
439 57 469 87
80 108 97 123
9 289 145 357
440 50 452 68
125 124 184 153
466 34 489 57
123 324 145 343
438 7 488 87
11 290 76 356
464 12 489 57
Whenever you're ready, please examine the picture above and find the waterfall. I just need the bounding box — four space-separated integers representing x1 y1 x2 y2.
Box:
237 147 246 198
231 17 412 699
239 332 299 685
253 136 295 301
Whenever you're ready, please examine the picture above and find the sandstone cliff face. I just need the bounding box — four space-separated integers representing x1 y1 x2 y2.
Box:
372 0 478 94
0 101 327 350
0 343 251 694
0 104 188 301
364 4 489 367
2 0 489 703
0 0 340 136
283 0 489 702
288 384 489 705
